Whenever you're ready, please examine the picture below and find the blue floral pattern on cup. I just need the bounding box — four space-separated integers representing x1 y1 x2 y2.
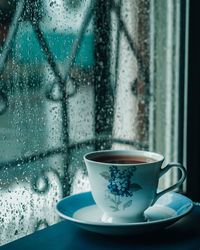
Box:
100 166 142 212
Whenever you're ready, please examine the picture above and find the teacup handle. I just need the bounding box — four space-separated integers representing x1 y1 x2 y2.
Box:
152 163 187 205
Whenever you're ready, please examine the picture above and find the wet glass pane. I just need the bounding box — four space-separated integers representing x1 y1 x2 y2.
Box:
0 0 187 245
0 0 94 244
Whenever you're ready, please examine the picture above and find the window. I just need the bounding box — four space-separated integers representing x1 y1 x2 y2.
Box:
0 0 190 246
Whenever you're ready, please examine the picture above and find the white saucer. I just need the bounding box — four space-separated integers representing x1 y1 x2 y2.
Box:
56 191 193 235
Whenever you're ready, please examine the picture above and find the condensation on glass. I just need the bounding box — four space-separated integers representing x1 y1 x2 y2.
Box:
0 0 187 245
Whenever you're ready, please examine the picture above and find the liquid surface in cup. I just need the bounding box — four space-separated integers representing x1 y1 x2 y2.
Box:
91 154 156 164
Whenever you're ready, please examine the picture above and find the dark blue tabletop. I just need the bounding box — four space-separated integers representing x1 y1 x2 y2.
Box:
1 205 200 250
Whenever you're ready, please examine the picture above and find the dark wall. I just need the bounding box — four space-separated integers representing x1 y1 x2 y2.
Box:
187 0 200 201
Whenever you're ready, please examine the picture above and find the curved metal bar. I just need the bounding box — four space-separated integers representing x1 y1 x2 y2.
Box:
0 90 8 115
34 219 49 231
0 0 25 76
32 170 50 194
62 0 95 85
0 138 148 170
0 147 66 170
43 0 95 102
32 22 64 87
111 0 149 84
45 77 78 101
31 168 62 195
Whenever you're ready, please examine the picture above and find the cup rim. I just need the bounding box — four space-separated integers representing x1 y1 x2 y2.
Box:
84 149 164 166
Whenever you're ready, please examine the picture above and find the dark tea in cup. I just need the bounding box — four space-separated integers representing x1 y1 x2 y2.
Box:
91 154 156 164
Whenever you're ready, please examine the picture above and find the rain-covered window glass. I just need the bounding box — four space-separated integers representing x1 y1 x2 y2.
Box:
0 0 188 245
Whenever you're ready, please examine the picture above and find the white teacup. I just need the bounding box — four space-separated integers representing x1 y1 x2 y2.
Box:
84 149 186 223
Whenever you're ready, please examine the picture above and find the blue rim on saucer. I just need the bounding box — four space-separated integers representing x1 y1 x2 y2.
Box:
56 191 193 235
